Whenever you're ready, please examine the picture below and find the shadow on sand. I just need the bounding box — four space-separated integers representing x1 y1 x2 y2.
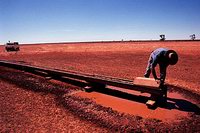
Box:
52 76 200 115
93 87 200 115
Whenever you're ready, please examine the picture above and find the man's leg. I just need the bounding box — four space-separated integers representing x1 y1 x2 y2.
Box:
159 65 167 85
144 56 153 78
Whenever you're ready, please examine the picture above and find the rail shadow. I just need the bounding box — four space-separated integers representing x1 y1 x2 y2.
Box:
55 77 200 115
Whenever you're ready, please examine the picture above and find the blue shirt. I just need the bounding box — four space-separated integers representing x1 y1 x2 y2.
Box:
150 48 169 68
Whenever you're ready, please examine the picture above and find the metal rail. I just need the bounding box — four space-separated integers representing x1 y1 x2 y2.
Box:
0 60 162 95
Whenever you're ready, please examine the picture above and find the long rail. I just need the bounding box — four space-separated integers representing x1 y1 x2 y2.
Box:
0 60 162 95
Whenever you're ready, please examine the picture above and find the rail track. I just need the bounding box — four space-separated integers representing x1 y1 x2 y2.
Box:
0 60 166 107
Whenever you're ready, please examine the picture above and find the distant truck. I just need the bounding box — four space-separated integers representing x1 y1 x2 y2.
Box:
5 41 20 52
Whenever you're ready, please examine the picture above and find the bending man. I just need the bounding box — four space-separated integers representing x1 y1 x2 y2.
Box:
144 48 178 85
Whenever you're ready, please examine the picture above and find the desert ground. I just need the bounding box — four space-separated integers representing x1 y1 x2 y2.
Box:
0 41 200 132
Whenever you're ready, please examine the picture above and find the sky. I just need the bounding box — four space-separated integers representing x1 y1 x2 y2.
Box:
0 0 200 44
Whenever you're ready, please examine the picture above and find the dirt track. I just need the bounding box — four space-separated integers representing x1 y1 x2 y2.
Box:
0 41 200 132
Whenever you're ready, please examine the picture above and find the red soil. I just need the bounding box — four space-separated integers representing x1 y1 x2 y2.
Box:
0 41 200 132
0 68 108 132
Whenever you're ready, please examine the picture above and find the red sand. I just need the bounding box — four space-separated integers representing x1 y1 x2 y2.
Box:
0 41 200 131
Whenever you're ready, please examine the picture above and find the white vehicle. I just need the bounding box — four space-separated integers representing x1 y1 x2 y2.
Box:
5 41 20 52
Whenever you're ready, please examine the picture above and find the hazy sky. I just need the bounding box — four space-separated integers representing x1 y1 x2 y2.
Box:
0 0 200 43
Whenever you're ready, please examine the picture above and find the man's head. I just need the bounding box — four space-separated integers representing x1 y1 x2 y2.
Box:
167 50 178 65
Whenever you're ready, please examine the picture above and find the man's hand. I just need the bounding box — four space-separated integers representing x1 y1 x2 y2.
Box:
155 78 165 86
155 77 161 84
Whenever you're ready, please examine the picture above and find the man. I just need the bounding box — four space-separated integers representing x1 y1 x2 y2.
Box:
144 48 178 85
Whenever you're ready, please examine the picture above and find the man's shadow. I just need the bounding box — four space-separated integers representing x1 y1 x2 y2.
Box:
164 97 200 114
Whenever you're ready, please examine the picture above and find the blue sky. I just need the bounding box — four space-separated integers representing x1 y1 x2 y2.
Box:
0 0 200 44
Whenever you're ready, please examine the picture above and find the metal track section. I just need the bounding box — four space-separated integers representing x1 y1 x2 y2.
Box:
0 60 162 95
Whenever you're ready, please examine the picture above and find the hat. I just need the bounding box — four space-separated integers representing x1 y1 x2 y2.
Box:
166 50 178 65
